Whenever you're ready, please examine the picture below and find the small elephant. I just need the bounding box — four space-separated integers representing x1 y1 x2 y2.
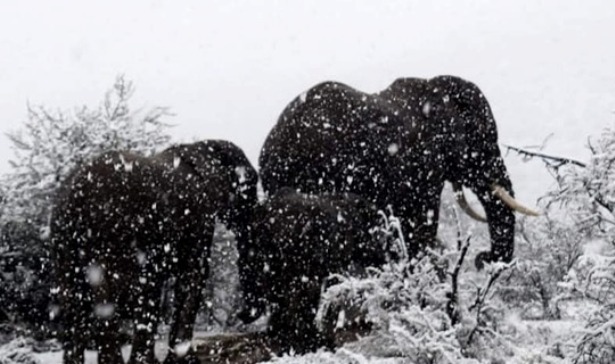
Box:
50 140 257 364
242 188 385 354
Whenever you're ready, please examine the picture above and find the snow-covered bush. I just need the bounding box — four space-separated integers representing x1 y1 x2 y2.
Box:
547 128 615 363
0 76 171 332
0 338 39 364
507 125 615 362
496 212 586 319
547 127 615 240
0 75 171 227
263 213 518 364
573 303 615 364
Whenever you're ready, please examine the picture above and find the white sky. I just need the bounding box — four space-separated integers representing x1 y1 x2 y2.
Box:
1 0 614 203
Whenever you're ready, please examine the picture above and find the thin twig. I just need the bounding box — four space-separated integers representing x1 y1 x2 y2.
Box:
503 144 586 168
447 236 471 325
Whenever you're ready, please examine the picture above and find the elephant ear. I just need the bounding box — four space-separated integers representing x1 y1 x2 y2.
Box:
177 140 258 212
173 143 227 194
201 140 257 218
429 76 499 144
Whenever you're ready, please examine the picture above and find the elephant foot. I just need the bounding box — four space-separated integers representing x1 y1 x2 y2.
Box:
475 250 495 270
127 353 160 364
163 352 200 364
237 307 264 325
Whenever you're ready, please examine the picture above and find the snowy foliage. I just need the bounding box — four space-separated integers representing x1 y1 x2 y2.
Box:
547 126 615 241
263 213 519 364
496 212 586 319
544 127 615 363
507 124 615 363
0 75 171 228
573 304 615 364
0 76 171 331
0 338 39 364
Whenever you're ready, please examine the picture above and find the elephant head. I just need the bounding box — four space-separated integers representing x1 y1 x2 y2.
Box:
389 76 537 267
174 140 258 232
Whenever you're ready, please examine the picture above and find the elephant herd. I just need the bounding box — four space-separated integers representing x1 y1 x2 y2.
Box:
50 75 537 364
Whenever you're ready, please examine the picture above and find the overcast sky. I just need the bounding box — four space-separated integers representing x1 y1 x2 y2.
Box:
1 0 614 203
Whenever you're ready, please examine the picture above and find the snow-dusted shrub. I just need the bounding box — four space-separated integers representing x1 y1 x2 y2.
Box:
547 127 615 240
544 127 615 362
261 213 517 364
508 125 615 362
317 256 473 364
0 76 171 331
1 75 171 228
496 211 586 319
265 348 390 364
567 250 615 363
573 304 615 364
0 338 39 364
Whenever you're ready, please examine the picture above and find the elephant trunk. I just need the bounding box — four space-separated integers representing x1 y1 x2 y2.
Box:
472 159 516 269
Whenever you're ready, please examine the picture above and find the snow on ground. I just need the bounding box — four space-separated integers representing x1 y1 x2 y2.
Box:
33 345 157 364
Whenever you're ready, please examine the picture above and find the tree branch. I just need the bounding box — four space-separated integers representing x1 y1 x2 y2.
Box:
503 144 586 168
447 236 470 325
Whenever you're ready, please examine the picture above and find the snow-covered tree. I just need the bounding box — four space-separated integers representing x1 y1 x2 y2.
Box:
549 127 615 363
495 212 586 319
547 127 615 239
0 75 171 228
0 76 171 331
506 125 615 363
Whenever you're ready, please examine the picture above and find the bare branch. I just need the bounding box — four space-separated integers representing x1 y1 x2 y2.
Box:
447 236 470 325
503 144 586 168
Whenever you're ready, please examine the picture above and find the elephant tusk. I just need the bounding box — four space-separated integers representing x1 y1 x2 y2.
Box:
491 184 540 216
452 183 488 223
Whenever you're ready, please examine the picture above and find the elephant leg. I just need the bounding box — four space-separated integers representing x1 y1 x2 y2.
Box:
236 226 267 323
61 285 90 364
164 237 212 364
128 260 163 364
62 322 86 364
269 285 329 355
63 341 85 364
90 271 125 364
97 316 124 364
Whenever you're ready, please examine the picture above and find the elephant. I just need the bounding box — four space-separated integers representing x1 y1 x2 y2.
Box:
241 188 385 354
50 140 257 364
259 75 537 270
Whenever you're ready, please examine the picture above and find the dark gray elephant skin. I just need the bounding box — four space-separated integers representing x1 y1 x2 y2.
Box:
259 76 521 268
243 188 385 354
51 140 257 364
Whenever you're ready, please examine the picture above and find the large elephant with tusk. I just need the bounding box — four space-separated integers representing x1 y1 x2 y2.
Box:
259 75 538 271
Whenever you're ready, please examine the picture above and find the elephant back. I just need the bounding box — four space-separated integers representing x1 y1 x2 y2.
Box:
259 82 409 207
